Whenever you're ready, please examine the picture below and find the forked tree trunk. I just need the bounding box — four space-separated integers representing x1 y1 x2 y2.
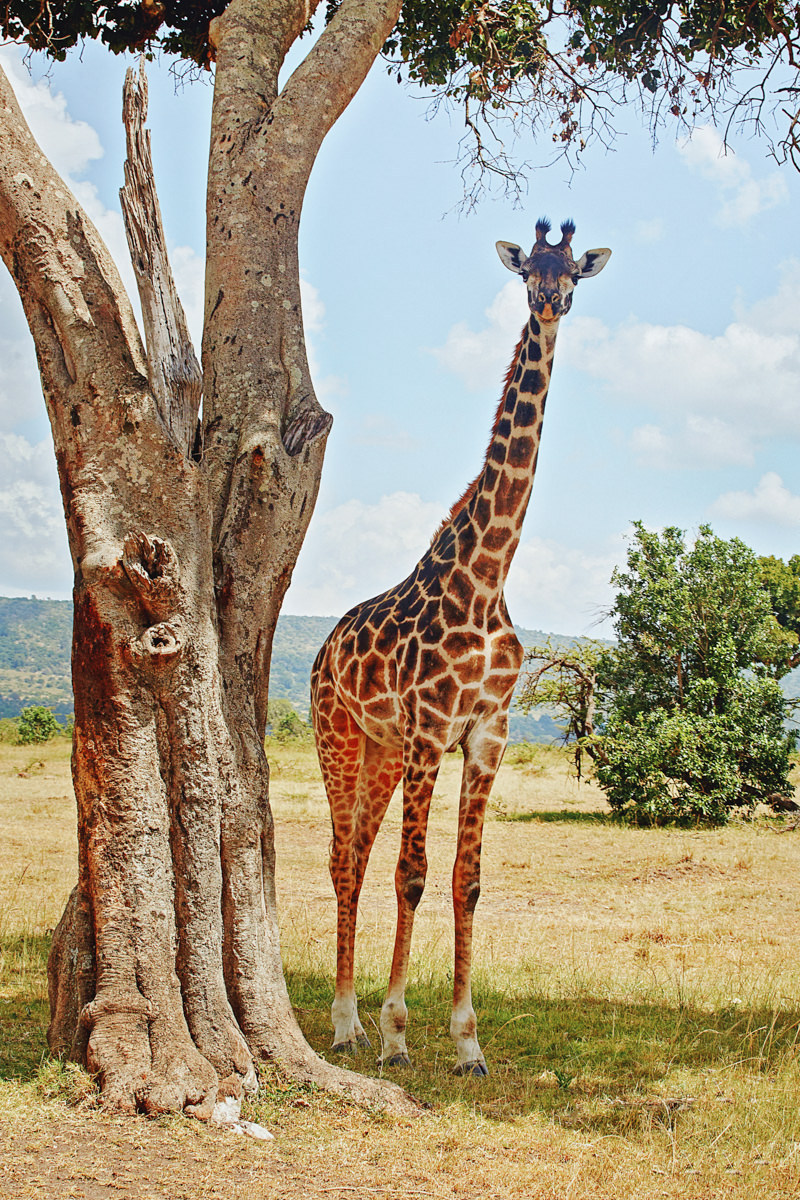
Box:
0 0 414 1118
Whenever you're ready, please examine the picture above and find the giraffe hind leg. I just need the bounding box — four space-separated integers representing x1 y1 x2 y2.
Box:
449 724 508 1077
313 676 400 1052
347 737 402 1053
380 738 441 1068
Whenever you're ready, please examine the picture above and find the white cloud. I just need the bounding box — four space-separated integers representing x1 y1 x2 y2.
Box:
0 287 45 431
0 48 103 179
710 472 800 527
736 266 800 338
630 416 754 469
432 264 800 467
505 536 618 636
171 243 205 349
285 489 618 637
430 280 528 392
678 126 788 227
0 434 71 595
300 276 326 333
561 308 800 451
354 414 420 452
285 491 444 615
633 218 665 244
299 276 348 402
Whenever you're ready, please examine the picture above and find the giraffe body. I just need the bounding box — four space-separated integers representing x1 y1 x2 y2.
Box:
311 221 611 1073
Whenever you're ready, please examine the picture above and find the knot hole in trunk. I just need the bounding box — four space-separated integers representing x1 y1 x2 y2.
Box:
122 531 181 620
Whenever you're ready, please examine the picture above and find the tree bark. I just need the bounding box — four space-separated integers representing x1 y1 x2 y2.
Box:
0 0 414 1119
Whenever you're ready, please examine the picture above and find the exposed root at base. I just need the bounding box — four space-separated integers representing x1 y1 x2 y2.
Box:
254 1031 421 1117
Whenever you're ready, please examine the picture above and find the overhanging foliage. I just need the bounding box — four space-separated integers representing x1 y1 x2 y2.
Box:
4 0 799 192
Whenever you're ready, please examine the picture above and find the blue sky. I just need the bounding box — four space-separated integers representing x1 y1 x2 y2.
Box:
0 38 798 636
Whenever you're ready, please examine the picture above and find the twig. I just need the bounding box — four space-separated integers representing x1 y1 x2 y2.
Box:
315 1190 443 1196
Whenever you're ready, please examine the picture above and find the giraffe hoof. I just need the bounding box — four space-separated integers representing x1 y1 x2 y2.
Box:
453 1060 489 1077
332 1033 372 1054
381 1052 412 1068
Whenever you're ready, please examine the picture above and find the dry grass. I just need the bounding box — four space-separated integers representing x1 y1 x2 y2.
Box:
2 738 800 1198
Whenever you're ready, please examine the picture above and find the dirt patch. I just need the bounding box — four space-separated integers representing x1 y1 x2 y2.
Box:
0 1106 298 1200
631 855 725 884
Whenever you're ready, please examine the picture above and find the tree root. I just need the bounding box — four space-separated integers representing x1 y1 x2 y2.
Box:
48 892 419 1120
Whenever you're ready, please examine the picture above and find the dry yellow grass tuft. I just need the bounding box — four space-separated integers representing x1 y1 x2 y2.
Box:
2 738 800 1199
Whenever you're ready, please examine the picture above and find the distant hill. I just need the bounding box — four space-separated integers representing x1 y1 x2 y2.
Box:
0 598 563 741
0 597 73 722
270 612 562 740
3 596 795 743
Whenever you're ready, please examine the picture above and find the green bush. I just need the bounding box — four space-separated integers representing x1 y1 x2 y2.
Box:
274 710 313 744
595 524 796 825
266 698 313 745
16 705 62 744
596 677 793 825
505 741 542 771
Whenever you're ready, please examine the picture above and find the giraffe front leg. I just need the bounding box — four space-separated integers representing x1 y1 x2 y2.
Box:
450 729 506 1077
312 673 369 1053
329 816 364 1052
335 739 402 1053
380 743 440 1068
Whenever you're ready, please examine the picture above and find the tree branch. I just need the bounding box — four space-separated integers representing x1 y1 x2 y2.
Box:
0 61 146 400
120 60 202 457
269 0 404 170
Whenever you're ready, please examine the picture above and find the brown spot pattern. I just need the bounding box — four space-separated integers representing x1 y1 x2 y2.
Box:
310 301 561 1067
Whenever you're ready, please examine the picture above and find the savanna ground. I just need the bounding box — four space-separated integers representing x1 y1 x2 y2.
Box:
2 735 800 1199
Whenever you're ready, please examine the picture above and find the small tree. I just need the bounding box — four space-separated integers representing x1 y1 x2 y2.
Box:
517 638 607 781
758 555 800 677
17 705 62 745
266 698 313 744
597 524 796 824
520 526 798 824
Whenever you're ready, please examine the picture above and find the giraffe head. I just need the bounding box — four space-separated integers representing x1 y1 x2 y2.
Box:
496 219 611 322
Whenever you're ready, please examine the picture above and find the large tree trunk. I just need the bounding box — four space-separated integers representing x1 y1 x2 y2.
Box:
0 0 413 1118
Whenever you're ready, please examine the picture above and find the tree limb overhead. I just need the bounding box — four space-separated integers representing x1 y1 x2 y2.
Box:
121 60 202 457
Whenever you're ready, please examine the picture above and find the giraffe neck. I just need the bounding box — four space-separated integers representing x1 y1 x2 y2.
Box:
448 313 559 594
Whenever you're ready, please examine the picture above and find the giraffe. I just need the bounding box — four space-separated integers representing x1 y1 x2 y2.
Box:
310 220 611 1075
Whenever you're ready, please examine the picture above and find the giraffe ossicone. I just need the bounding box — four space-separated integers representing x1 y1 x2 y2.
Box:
311 221 611 1076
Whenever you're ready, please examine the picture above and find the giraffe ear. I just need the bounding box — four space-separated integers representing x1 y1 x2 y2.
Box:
496 241 526 274
575 248 612 278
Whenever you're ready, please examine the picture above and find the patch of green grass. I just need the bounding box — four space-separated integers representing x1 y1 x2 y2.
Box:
498 808 611 824
0 933 51 1079
33 1057 96 1106
286 967 800 1129
5 924 800 1176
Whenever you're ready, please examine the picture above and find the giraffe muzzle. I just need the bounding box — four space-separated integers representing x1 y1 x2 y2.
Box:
533 300 559 321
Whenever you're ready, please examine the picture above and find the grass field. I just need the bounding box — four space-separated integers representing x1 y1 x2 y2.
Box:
2 737 800 1198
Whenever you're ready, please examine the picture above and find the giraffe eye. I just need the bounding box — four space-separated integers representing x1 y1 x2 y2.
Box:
571 274 579 284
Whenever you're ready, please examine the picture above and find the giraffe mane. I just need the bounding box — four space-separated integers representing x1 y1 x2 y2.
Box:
430 326 527 543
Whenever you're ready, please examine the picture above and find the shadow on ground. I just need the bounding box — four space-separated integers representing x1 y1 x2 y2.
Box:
0 933 51 1079
5 933 800 1136
287 967 800 1127
497 809 612 824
